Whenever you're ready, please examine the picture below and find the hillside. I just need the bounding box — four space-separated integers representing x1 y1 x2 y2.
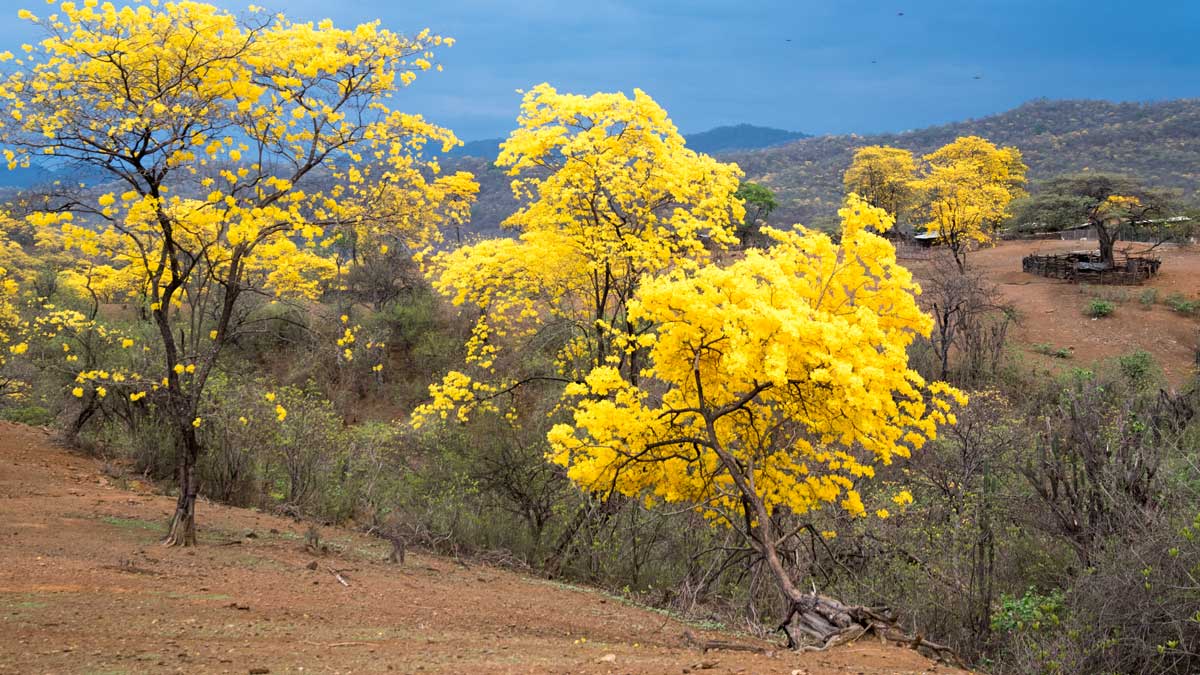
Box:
0 421 964 674
450 98 1200 236
729 98 1200 228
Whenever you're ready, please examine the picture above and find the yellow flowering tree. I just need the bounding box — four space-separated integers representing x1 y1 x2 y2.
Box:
548 195 966 648
0 265 20 399
0 1 476 545
842 145 918 222
912 136 1026 271
416 84 744 424
0 212 46 400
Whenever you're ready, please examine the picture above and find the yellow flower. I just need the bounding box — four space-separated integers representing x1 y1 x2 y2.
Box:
265 392 276 402
121 338 134 349
71 386 83 398
275 404 287 422
192 417 202 428
876 509 890 519
9 342 28 354
173 364 185 374
96 386 107 398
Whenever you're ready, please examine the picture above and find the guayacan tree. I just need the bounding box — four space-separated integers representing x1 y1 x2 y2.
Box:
1012 173 1178 267
0 1 476 545
549 194 965 650
416 83 744 424
414 83 744 571
912 136 1026 271
843 145 917 221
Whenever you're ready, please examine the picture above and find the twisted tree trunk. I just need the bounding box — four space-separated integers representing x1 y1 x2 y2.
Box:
163 429 200 547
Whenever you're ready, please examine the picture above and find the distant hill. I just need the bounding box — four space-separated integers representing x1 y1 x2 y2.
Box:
445 138 503 159
444 123 808 160
684 124 809 154
447 99 1200 236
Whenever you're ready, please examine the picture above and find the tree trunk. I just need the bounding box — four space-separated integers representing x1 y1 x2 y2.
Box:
1095 224 1116 267
163 430 199 547
66 396 98 443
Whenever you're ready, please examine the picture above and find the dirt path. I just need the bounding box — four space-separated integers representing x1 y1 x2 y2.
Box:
914 239 1200 387
0 422 963 674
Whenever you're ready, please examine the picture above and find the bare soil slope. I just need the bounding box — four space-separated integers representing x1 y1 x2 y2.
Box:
919 240 1200 387
0 422 963 674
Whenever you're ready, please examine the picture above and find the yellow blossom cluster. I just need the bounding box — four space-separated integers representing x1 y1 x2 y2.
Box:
548 195 966 523
416 84 743 426
913 136 1026 260
334 314 387 374
0 1 476 469
12 307 155 404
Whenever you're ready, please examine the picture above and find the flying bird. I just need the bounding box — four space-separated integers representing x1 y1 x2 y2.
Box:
897 11 904 16
973 75 982 79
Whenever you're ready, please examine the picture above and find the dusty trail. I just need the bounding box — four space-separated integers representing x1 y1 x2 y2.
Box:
939 239 1200 387
0 421 963 674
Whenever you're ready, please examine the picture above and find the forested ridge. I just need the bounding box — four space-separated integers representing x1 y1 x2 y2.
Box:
451 98 1200 234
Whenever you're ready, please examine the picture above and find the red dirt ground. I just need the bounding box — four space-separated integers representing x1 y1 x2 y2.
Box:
0 422 967 675
917 239 1200 388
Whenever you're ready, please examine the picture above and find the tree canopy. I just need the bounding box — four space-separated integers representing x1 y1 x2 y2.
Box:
415 83 745 425
733 181 779 246
843 145 918 222
1011 173 1179 266
548 194 965 619
0 1 477 544
911 136 1026 271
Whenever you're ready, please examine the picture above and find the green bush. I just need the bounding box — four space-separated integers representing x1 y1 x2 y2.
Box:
1084 299 1114 318
0 404 53 426
1164 293 1200 316
1033 343 1072 359
1117 349 1157 384
1139 287 1159 308
991 588 1064 634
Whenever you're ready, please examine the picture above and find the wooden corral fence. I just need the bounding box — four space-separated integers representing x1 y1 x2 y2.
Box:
1022 251 1161 284
895 242 934 261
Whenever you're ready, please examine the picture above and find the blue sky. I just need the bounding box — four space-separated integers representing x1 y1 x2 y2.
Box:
1 0 1198 140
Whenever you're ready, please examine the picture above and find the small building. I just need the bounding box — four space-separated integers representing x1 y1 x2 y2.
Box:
912 232 942 248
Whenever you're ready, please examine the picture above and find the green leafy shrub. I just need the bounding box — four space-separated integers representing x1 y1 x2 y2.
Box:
1084 299 1114 318
1033 343 1072 359
0 404 53 426
1164 293 1200 316
992 588 1064 634
1139 287 1159 308
1117 349 1157 384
